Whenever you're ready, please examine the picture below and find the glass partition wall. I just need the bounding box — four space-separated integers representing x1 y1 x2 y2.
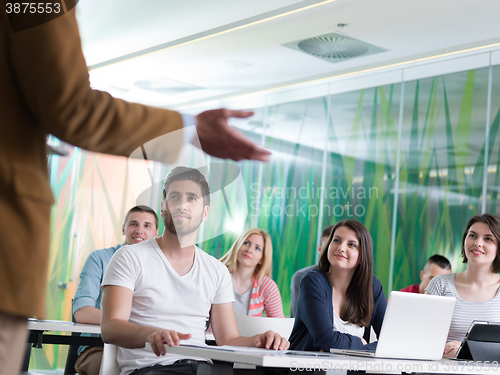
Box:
395 68 490 287
36 58 500 369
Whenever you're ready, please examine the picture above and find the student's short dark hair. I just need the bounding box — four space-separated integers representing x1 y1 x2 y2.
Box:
321 225 334 239
460 213 500 273
123 205 158 229
425 254 451 271
162 166 210 207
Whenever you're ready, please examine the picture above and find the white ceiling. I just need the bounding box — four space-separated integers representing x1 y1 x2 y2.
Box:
76 0 500 109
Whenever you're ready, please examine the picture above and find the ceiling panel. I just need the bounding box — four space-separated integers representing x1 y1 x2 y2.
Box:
79 0 500 110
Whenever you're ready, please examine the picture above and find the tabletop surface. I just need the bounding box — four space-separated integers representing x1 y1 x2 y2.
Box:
146 343 500 374
27 319 101 334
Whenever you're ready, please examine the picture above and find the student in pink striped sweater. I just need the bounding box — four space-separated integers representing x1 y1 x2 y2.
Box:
220 228 285 318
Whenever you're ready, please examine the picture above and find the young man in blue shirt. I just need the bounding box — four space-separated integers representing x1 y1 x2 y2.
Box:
72 205 159 375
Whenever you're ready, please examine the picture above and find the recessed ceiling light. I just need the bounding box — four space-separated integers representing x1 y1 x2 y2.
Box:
337 23 348 28
134 76 202 96
224 61 251 68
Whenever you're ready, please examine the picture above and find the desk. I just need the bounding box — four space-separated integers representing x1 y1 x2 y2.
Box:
23 320 102 371
150 344 500 374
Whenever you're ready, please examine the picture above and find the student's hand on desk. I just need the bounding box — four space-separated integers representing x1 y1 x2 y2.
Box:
253 330 290 350
443 341 461 358
147 330 192 356
360 337 367 345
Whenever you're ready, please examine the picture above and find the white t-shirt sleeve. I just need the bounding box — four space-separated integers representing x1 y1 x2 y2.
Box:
212 261 235 305
102 247 138 291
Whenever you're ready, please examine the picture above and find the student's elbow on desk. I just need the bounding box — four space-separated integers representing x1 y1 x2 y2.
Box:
73 309 88 324
100 319 118 344
74 306 102 325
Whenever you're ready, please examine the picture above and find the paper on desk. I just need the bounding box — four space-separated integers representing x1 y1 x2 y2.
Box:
209 346 336 356
28 319 74 324
176 345 334 357
215 345 284 354
155 344 287 355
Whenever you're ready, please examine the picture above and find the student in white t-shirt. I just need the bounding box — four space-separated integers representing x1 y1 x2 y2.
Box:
101 167 289 375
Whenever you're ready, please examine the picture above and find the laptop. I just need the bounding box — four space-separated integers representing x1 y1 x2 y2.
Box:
330 291 456 360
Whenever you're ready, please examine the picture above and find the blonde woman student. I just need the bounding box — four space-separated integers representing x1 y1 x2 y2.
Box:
426 213 500 358
220 228 284 318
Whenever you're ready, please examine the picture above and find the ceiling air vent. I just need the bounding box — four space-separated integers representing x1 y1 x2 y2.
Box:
283 32 385 64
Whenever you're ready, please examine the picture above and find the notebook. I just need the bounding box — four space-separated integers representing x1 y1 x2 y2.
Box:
330 291 456 360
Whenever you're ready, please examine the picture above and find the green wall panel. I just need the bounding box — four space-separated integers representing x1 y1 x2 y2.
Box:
394 68 490 290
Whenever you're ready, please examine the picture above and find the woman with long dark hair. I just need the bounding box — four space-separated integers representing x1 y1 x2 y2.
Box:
289 220 386 351
427 213 500 358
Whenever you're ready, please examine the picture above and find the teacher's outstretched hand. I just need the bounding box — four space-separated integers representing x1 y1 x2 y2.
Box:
195 109 271 162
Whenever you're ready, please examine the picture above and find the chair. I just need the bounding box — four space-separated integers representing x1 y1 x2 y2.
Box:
63 311 79 375
234 313 295 339
63 338 80 375
99 343 120 375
